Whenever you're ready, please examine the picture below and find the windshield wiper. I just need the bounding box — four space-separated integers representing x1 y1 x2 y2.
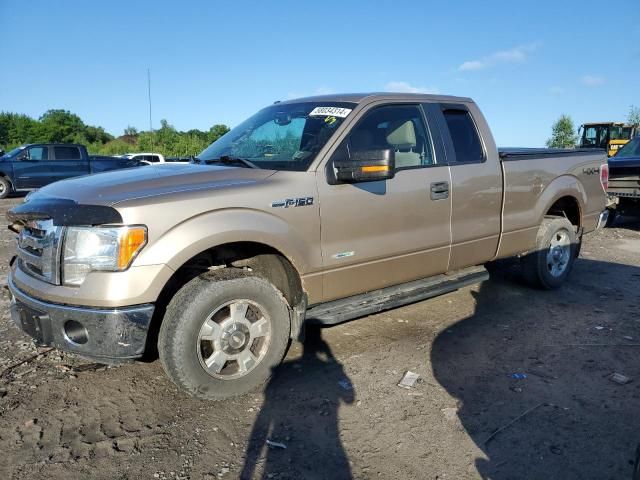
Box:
198 155 259 169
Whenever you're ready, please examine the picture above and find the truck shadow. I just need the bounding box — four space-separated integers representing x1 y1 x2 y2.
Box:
241 326 355 480
612 215 640 232
431 258 640 479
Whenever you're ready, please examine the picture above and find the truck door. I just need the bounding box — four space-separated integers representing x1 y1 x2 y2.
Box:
50 145 88 183
430 103 502 270
14 145 50 188
317 103 452 301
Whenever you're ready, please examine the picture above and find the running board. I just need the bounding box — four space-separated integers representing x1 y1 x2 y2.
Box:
305 265 489 326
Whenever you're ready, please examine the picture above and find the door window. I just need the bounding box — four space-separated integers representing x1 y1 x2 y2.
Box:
25 146 49 161
442 108 485 163
345 105 434 169
53 146 81 159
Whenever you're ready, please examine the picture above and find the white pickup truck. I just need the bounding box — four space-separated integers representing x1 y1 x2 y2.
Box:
119 153 189 165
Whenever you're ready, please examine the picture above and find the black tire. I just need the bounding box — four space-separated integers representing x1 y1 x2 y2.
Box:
158 273 291 400
0 177 11 199
521 217 577 289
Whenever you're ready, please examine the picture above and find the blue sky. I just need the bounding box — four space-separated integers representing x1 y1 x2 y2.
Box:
1 0 638 147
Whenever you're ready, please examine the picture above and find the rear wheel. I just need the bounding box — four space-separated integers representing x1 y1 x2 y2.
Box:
521 217 577 289
158 273 291 400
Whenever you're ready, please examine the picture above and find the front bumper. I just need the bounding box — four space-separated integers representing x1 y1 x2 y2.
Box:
8 271 155 362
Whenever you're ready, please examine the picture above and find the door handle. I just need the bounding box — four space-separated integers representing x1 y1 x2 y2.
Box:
430 181 449 200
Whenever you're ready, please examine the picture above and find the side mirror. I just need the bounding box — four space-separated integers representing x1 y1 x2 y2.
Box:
332 148 395 183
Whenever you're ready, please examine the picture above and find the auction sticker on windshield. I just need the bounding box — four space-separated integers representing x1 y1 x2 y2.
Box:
309 107 352 118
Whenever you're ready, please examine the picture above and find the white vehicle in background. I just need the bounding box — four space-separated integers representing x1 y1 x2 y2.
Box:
118 153 190 165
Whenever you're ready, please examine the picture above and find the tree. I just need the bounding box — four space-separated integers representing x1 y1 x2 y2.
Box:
38 109 85 143
628 105 640 127
124 126 138 136
208 124 230 143
546 114 577 148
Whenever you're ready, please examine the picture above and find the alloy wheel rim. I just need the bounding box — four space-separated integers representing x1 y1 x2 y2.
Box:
546 229 571 277
196 300 271 380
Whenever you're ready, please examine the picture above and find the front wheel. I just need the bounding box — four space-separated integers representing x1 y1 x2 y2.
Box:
158 273 291 400
521 217 577 289
0 177 12 199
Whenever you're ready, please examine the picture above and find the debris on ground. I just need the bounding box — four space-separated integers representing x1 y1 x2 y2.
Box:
338 379 353 391
397 371 420 389
510 373 527 379
441 407 458 421
609 373 632 385
484 402 546 445
266 440 287 450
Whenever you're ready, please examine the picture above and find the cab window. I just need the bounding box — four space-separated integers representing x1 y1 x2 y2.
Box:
22 146 49 161
53 146 81 159
345 105 434 169
442 108 484 163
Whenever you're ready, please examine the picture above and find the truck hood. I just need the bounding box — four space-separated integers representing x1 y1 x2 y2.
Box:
27 164 277 207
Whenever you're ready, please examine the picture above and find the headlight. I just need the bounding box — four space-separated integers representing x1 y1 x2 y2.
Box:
62 226 147 286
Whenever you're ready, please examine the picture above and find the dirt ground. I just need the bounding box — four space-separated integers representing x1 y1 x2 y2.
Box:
0 196 639 480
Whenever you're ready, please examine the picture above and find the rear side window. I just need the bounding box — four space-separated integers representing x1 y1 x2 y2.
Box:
54 146 81 160
442 109 484 163
149 155 160 163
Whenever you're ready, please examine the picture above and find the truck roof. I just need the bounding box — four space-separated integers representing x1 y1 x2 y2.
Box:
277 92 473 105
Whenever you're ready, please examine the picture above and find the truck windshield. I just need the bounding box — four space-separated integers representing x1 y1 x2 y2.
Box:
197 102 355 171
610 126 633 141
1 146 26 159
615 137 640 158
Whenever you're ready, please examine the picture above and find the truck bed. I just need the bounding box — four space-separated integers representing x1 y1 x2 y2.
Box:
495 147 607 259
498 147 605 160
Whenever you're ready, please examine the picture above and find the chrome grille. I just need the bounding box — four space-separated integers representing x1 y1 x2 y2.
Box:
16 219 63 284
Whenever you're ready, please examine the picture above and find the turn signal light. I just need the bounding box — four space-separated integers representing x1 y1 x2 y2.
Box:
117 227 147 269
361 165 389 173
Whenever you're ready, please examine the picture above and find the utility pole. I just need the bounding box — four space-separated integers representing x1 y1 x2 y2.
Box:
148 68 153 150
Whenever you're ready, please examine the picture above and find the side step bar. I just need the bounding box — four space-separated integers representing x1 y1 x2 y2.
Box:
305 265 489 326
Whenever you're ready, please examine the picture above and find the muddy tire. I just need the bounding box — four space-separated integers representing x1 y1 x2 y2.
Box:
158 273 291 400
521 217 577 289
0 177 11 199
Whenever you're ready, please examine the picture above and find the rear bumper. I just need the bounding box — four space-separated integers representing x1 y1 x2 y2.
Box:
596 210 609 229
8 271 154 362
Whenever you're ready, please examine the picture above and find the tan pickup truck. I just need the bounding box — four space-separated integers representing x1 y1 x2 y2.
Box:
7 93 609 399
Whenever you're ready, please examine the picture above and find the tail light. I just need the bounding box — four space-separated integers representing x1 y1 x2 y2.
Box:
600 163 609 191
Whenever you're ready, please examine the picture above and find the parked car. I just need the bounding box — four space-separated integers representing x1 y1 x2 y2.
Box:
0 144 144 199
606 135 640 225
119 152 189 165
7 93 608 400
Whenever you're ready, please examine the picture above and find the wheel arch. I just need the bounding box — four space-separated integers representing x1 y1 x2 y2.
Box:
537 175 586 229
143 240 307 359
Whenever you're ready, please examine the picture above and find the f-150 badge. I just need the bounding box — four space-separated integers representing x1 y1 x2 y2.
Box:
271 197 314 208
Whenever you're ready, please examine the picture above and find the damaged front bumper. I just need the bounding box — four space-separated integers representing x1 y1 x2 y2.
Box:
8 269 154 363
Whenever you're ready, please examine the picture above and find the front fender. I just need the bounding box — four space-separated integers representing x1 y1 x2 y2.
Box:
133 207 320 277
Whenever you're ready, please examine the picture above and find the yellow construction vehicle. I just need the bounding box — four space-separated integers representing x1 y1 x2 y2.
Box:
578 122 638 156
